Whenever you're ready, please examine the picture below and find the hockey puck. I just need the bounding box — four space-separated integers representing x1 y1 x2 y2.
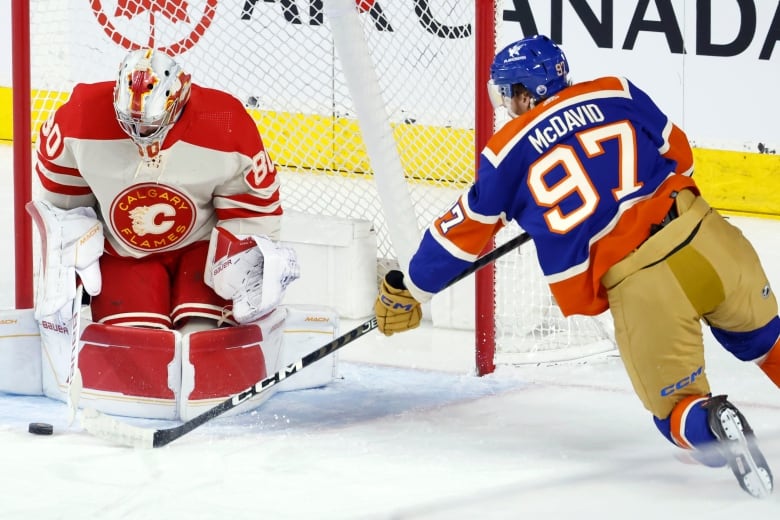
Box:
28 422 54 436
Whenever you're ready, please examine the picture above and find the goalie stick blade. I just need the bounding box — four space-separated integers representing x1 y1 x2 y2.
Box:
81 408 155 449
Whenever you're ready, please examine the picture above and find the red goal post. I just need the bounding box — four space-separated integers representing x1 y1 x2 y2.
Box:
10 0 613 374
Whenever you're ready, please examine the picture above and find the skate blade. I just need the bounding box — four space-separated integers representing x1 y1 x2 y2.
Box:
718 409 773 499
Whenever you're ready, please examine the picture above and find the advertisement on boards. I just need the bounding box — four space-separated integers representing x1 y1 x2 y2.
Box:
2 2 778 156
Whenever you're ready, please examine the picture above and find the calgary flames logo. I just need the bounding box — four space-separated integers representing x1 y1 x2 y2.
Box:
110 183 196 252
90 0 218 55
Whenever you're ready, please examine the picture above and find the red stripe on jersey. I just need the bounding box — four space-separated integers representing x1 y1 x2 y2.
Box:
215 207 283 221
217 191 281 207
36 164 93 197
36 154 83 177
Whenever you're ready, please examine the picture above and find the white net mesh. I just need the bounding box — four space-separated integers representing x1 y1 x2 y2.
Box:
22 0 614 365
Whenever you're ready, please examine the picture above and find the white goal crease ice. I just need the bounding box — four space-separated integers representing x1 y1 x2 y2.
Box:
12 0 615 373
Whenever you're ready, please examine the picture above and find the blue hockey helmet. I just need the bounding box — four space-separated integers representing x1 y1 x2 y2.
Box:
489 35 570 107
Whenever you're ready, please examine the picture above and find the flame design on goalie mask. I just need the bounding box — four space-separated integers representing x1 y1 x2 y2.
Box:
114 48 192 160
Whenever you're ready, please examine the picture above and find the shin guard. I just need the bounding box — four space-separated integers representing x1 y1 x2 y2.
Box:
78 323 180 419
179 308 286 421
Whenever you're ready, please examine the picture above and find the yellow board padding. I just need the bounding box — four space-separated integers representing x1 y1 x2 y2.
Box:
0 87 11 138
1 86 777 217
251 107 474 183
0 87 71 142
692 148 780 217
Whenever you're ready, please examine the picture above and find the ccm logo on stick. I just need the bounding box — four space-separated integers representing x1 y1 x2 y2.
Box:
660 367 703 397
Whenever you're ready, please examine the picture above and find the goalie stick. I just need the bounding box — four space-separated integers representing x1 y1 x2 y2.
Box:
82 232 532 448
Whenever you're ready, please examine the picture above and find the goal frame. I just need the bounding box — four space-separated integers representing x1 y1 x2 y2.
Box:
10 0 510 375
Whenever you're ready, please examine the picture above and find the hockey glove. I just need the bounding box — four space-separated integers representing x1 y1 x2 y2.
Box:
375 270 422 336
205 226 300 324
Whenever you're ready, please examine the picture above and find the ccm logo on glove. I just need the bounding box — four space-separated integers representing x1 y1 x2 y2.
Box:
375 270 422 336
379 294 417 311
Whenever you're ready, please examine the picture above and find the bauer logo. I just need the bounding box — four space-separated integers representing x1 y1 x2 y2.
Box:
90 0 218 56
41 321 69 335
109 183 196 252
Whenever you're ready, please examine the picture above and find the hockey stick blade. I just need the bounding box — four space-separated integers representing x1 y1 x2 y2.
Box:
82 232 531 448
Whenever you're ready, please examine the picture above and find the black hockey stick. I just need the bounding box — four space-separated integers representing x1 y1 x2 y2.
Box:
81 232 532 448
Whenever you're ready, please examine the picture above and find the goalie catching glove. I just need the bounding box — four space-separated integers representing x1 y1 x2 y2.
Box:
375 270 422 336
205 226 300 324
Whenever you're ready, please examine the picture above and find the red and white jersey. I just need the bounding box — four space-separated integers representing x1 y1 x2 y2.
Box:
35 81 282 258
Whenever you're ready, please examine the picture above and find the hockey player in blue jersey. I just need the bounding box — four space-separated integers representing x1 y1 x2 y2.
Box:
375 34 778 498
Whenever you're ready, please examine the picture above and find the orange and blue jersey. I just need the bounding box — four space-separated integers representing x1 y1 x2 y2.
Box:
406 76 697 316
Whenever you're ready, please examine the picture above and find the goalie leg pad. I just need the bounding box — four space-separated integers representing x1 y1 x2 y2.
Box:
77 322 181 420
179 307 287 421
0 308 42 395
39 296 82 402
277 304 339 393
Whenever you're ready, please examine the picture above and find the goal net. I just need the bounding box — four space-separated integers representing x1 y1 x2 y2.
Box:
11 0 615 373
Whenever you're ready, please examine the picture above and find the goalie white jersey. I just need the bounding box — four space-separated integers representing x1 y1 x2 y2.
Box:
35 81 282 259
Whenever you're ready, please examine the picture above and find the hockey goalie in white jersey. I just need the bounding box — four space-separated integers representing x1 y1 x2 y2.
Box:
6 48 339 421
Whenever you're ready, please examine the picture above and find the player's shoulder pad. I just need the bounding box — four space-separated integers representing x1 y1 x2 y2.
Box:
183 84 263 153
59 81 125 139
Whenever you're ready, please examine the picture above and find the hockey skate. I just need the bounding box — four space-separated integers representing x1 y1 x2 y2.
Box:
704 395 773 498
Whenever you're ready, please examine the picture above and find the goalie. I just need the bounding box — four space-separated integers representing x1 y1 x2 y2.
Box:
22 48 335 421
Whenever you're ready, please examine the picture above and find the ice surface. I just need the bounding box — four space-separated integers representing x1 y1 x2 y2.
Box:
1 143 778 518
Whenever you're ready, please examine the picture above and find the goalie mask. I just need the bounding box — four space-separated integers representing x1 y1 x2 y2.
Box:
488 35 570 117
114 49 192 158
